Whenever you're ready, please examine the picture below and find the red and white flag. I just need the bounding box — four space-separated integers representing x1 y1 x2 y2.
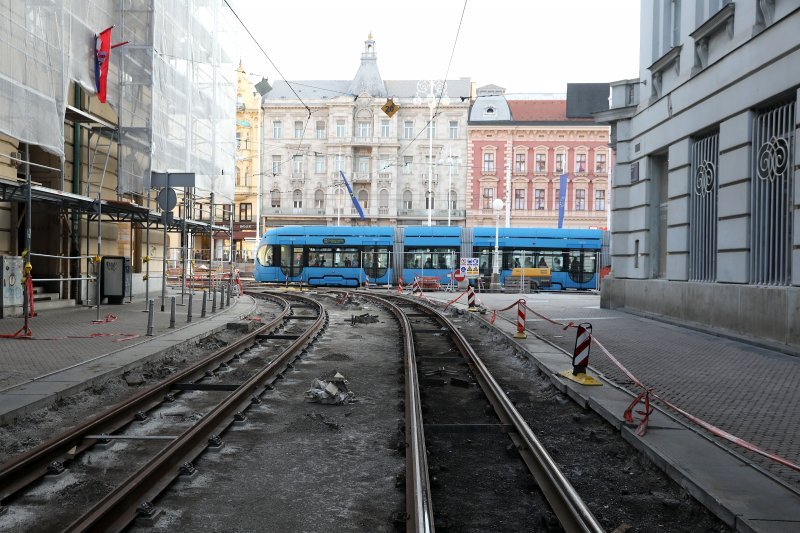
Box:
94 27 113 103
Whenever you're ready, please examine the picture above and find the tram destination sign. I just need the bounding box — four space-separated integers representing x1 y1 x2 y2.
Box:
322 238 346 244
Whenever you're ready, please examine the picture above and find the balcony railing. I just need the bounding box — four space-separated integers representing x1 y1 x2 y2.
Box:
351 172 371 183
396 208 466 218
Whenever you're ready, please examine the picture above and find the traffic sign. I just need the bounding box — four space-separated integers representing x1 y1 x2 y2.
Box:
453 270 465 282
461 257 480 279
381 98 399 117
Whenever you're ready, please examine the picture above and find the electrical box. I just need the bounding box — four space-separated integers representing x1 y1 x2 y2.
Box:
0 256 24 317
101 256 131 304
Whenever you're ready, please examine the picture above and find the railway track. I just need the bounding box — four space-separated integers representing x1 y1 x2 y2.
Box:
0 291 325 532
361 292 603 532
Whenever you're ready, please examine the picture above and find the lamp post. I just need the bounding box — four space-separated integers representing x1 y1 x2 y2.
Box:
438 148 455 226
414 79 449 227
491 198 504 290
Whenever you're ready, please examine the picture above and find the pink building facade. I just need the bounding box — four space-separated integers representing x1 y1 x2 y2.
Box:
467 88 611 228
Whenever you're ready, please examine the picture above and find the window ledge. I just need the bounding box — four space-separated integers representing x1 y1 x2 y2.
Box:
690 2 735 42
648 45 682 76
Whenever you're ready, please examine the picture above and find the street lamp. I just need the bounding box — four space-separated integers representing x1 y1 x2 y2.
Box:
414 79 449 227
491 198 504 290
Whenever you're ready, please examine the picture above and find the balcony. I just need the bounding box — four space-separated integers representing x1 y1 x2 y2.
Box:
351 172 371 183
397 208 466 218
422 173 439 186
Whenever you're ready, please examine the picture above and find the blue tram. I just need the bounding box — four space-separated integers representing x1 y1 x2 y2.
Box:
255 225 603 290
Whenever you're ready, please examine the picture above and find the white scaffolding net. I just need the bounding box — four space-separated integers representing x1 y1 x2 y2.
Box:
0 0 235 203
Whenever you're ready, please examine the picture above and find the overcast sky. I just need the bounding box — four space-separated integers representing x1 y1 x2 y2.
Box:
228 0 641 96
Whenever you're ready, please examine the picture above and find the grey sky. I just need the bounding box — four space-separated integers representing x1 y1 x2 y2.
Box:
229 0 641 95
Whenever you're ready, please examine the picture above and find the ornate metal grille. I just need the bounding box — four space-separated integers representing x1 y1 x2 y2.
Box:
689 131 719 282
750 100 795 285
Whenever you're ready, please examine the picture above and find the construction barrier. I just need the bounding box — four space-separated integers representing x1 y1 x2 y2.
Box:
513 299 527 339
467 285 477 311
559 322 601 386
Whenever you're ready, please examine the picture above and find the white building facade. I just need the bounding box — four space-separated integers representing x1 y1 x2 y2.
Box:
597 1 800 347
260 37 471 228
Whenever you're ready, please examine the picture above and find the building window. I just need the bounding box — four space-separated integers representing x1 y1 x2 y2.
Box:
315 189 325 209
378 158 391 173
402 190 412 209
425 191 434 209
449 120 459 139
595 153 607 173
554 188 561 210
426 120 436 139
292 190 302 209
449 190 457 210
484 106 496 118
535 153 546 173
513 153 525 174
358 121 371 137
293 155 303 175
535 188 545 210
357 189 369 209
335 154 345 172
514 188 525 209
594 189 605 211
555 153 565 174
316 121 326 139
482 187 494 209
690 130 719 282
403 121 413 139
336 120 346 137
239 203 252 221
670 0 681 48
294 121 304 138
483 152 495 173
575 189 586 210
270 189 280 208
315 155 325 174
235 132 242 150
576 154 587 174
271 156 282 175
403 156 413 174
380 119 390 137
272 120 282 139
357 156 369 173
222 203 231 222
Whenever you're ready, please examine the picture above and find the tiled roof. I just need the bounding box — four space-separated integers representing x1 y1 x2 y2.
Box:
507 100 593 122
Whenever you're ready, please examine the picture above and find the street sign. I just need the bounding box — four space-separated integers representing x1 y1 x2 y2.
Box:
156 187 177 211
461 257 480 279
453 270 465 282
151 172 196 188
381 98 399 118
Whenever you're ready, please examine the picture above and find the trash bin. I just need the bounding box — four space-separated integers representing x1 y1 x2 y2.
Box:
101 256 131 304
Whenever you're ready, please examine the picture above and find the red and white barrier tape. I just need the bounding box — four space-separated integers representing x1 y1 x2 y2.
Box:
481 301 800 474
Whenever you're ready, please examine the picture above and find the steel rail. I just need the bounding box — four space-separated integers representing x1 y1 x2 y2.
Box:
63 292 326 532
394 295 604 533
0 293 290 503
359 292 434 533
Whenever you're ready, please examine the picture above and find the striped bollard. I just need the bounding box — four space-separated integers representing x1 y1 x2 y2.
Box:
285 274 289 288
513 299 527 339
364 275 369 290
559 322 601 386
397 279 404 293
467 285 477 312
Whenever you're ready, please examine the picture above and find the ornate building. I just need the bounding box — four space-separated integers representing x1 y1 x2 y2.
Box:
259 36 470 228
467 85 611 229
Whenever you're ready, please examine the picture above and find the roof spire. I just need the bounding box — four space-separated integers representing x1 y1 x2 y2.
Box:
349 35 386 97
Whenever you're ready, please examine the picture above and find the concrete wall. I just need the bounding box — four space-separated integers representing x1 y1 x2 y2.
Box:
601 277 800 348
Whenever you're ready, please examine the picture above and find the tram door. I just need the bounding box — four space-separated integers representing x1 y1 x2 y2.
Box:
361 247 391 281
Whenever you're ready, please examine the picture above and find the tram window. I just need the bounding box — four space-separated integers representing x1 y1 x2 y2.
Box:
335 248 359 268
308 247 334 267
256 245 272 267
536 251 567 271
280 245 291 269
506 249 534 269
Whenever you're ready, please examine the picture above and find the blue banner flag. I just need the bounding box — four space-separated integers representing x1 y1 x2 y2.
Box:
339 171 365 220
557 173 568 228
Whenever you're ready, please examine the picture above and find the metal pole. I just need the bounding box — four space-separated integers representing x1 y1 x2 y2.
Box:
181 191 187 304
229 201 234 303
255 104 263 261
209 192 214 297
494 213 499 275
96 193 102 322
169 296 176 328
161 173 169 312
187 292 193 322
447 151 452 227
146 298 155 336
201 290 207 317
505 162 511 228
145 189 150 310
211 284 217 313
427 98 433 227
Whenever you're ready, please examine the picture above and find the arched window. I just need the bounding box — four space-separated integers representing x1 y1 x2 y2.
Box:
379 189 389 214
270 189 281 208
292 189 302 208
357 189 369 209
314 189 325 209
425 191 435 209
402 190 413 210
448 189 457 210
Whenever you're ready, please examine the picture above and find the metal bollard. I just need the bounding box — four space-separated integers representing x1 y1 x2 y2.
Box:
146 299 155 336
211 287 217 313
169 296 176 328
226 284 231 307
201 291 207 318
187 293 193 323
220 284 225 309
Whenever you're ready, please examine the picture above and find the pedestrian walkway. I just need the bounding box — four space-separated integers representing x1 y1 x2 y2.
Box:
0 290 256 425
417 289 800 533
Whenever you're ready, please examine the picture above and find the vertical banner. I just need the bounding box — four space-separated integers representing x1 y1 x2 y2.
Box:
339 171 366 220
94 27 113 103
557 173 568 228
